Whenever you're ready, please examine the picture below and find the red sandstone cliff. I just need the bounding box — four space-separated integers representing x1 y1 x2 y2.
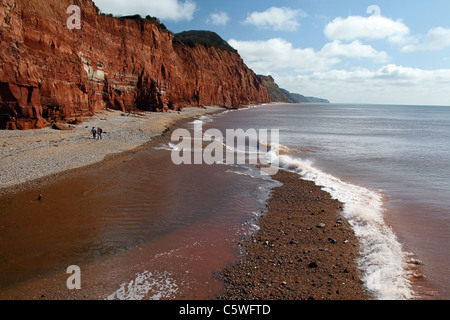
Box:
0 0 271 130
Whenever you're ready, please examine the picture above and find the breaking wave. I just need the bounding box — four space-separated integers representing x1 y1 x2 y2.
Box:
165 111 414 299
267 143 413 300
106 270 180 300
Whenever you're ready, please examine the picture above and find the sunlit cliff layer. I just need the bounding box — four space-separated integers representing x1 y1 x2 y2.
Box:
0 0 270 129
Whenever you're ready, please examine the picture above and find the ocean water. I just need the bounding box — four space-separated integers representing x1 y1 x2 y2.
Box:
204 103 450 300
1 103 448 300
0 132 278 299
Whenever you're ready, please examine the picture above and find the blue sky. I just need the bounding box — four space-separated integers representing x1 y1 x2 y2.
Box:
93 0 450 105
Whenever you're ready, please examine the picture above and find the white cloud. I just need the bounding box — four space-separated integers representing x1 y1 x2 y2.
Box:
324 15 410 43
276 65 450 105
93 0 196 22
321 40 389 62
207 12 230 26
228 38 339 74
229 38 390 76
403 27 450 52
243 7 307 31
311 64 450 84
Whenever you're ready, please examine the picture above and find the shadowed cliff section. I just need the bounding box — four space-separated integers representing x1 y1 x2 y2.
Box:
173 30 237 53
0 0 270 130
258 75 329 104
258 75 294 103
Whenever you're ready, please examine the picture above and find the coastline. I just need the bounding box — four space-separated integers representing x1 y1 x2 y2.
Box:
219 169 372 300
0 105 371 300
0 106 223 196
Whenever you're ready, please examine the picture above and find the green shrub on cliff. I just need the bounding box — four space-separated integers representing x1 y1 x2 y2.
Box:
119 14 170 33
99 13 171 33
173 31 237 53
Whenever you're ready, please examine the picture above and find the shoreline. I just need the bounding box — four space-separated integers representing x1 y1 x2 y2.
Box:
0 106 224 197
219 169 372 300
0 104 371 300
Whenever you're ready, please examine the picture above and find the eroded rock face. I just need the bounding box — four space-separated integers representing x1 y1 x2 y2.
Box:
0 0 270 129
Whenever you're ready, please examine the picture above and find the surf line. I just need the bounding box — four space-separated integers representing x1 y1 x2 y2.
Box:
272 152 413 299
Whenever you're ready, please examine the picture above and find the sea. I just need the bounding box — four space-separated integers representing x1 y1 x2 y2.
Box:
0 103 448 300
205 103 450 300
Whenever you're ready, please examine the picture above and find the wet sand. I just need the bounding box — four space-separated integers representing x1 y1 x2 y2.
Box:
219 170 372 300
0 107 253 301
0 168 371 301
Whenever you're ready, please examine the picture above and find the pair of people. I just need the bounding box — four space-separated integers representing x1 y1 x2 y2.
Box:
91 127 103 140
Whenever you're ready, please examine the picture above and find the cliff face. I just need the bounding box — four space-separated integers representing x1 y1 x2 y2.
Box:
259 75 330 104
258 75 293 103
0 0 270 130
280 89 309 103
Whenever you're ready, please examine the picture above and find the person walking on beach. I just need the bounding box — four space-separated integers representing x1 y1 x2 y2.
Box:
91 127 97 139
97 127 103 140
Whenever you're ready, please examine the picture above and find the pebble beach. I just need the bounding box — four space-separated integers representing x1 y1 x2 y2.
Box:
0 107 222 195
219 170 371 300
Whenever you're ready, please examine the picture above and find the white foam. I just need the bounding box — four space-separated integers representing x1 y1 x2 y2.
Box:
106 270 179 300
269 149 413 300
240 211 263 235
193 115 215 124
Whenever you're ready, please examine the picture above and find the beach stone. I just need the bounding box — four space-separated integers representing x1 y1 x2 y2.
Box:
52 122 74 131
69 118 84 125
317 223 326 228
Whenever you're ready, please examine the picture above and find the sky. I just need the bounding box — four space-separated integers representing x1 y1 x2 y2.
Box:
92 0 450 105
